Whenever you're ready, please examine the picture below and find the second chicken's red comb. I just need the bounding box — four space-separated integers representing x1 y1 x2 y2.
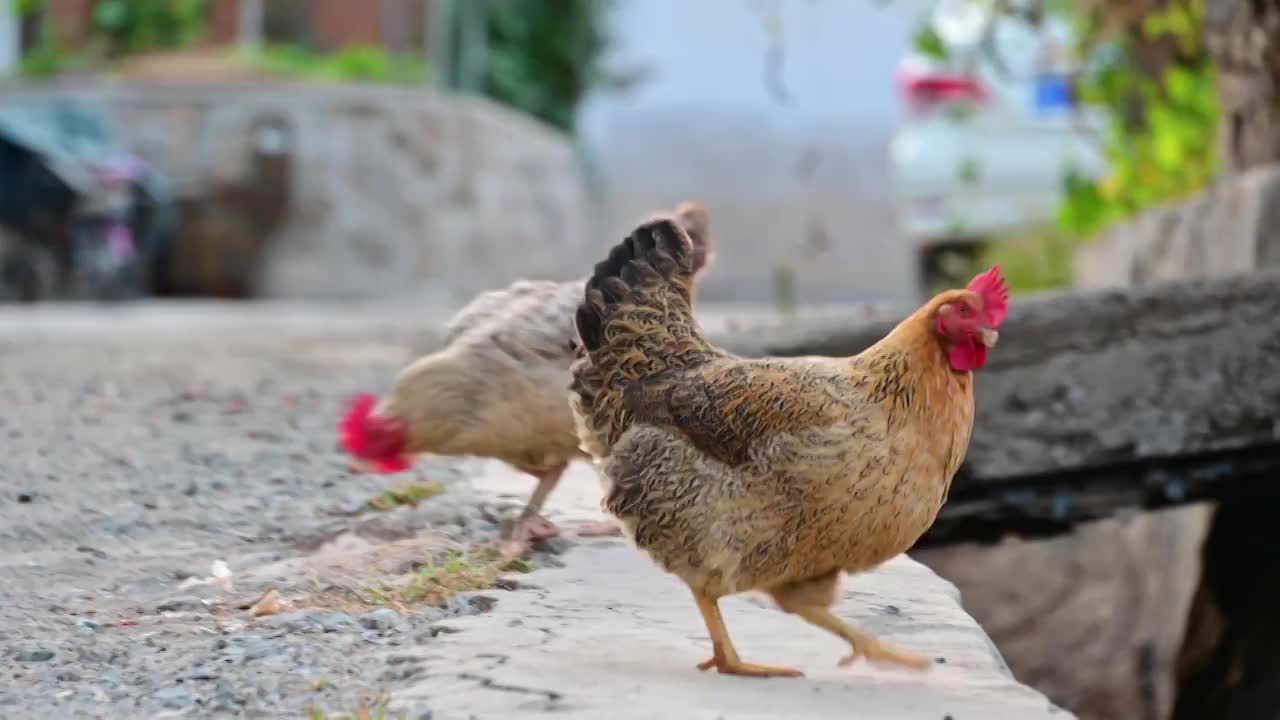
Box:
967 265 1009 328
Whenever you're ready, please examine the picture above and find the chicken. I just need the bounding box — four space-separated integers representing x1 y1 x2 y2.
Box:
339 202 715 557
568 218 1008 678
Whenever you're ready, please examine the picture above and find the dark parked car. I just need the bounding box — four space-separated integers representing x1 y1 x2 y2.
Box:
0 99 175 301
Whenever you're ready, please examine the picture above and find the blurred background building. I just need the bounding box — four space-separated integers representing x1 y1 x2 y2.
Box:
0 0 930 307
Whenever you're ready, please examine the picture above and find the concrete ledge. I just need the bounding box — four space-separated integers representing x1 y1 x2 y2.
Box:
421 461 1072 720
384 541 1067 719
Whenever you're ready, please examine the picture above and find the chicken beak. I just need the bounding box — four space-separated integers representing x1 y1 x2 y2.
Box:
977 327 999 348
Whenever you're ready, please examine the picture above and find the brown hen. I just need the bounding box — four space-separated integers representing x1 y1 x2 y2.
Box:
339 203 714 557
569 218 1007 677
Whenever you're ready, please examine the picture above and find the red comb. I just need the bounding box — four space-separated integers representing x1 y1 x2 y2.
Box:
340 393 377 455
968 265 1009 328
340 393 411 473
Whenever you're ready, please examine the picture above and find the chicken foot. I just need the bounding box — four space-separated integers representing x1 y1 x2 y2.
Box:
573 520 622 537
691 590 804 678
792 606 932 670
771 575 930 671
499 465 567 558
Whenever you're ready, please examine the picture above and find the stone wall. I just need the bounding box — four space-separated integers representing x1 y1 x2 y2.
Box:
912 166 1280 720
1075 165 1280 289
0 82 590 302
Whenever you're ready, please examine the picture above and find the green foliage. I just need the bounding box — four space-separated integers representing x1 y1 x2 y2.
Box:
977 225 1078 292
91 0 207 57
944 0 1219 291
1057 0 1217 236
14 0 78 78
461 0 623 133
16 0 207 77
253 45 427 86
18 42 70 78
913 25 948 61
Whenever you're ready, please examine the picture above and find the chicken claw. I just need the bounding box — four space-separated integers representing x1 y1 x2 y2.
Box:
499 513 561 559
697 654 805 678
574 520 622 538
790 605 932 672
691 590 804 679
838 641 932 671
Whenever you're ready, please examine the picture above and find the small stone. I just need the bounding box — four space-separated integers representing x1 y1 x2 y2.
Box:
209 680 243 711
156 595 204 613
13 647 55 662
76 618 99 634
75 545 108 560
249 589 287 617
385 654 422 666
359 608 401 631
239 637 278 661
153 686 195 709
263 610 317 634
447 594 497 616
317 612 358 633
380 665 424 681
16 492 33 504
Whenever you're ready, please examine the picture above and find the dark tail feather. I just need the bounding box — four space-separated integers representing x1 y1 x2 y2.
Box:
574 218 695 355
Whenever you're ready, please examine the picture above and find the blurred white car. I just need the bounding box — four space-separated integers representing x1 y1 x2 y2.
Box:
889 0 1108 292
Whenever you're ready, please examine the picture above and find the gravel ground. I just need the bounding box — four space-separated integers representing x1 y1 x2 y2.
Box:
0 331 553 718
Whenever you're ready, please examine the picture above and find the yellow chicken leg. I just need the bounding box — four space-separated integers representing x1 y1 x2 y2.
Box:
792 606 932 671
692 590 804 678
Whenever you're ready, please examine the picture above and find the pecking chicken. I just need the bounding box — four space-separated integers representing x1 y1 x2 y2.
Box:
339 202 715 557
569 218 1007 678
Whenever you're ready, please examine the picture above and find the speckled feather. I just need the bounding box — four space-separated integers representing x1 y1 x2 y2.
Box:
569 219 977 599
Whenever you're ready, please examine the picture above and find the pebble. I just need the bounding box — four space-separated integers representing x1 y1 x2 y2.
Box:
13 647 55 662
447 595 497 617
155 595 205 613
318 612 359 633
75 545 109 560
404 703 434 720
236 636 279 661
153 686 196 710
380 665 424 681
359 608 401 631
385 654 422 666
